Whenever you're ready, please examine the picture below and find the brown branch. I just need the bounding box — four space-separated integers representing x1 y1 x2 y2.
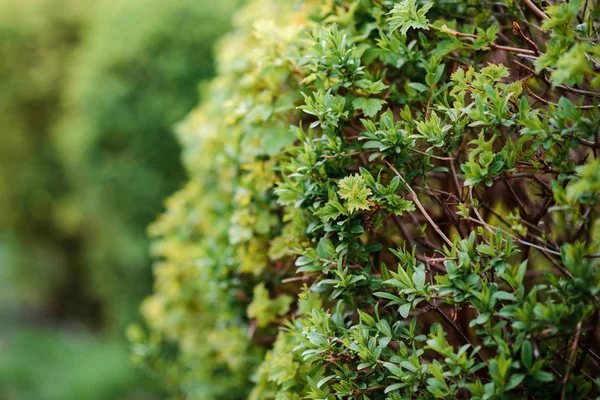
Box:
536 245 575 280
575 309 599 373
490 43 536 56
561 321 582 400
524 84 599 110
514 60 600 100
353 386 385 395
385 161 454 247
409 147 455 161
567 133 600 149
392 214 415 250
282 273 318 283
448 158 462 201
513 21 540 56
504 179 530 217
441 26 536 56
429 302 486 364
523 0 549 20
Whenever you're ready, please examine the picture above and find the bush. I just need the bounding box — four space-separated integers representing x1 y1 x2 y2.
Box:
137 0 600 399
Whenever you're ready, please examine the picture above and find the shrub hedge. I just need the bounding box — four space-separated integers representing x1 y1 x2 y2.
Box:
135 0 600 399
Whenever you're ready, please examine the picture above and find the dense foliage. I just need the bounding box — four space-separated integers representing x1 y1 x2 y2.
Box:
136 0 600 398
0 0 234 397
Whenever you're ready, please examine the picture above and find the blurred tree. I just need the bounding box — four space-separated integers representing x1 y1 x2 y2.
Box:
57 0 237 333
0 0 99 326
0 0 236 398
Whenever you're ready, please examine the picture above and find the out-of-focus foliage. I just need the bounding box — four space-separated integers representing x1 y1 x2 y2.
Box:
136 0 600 399
0 0 235 398
57 0 237 332
0 0 96 323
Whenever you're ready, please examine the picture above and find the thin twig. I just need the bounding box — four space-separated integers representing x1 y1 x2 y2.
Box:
514 60 600 100
409 147 455 161
523 0 549 20
513 21 540 55
392 214 416 250
385 161 453 247
491 43 536 56
353 386 385 395
561 322 582 400
469 187 495 235
575 309 599 373
282 273 318 283
438 25 536 55
448 158 462 201
504 180 530 216
524 84 599 110
425 84 434 118
429 302 486 364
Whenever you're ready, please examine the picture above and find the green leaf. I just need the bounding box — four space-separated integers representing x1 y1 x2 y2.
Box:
493 291 518 302
385 195 415 215
388 0 433 36
385 383 405 393
399 303 411 318
358 309 377 326
317 375 336 388
338 174 372 213
383 362 403 377
532 371 554 383
521 340 533 371
413 267 426 291
408 82 429 93
506 373 525 391
353 97 387 118
307 332 328 347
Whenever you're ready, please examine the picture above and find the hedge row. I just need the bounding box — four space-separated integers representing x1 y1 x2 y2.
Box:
135 0 600 399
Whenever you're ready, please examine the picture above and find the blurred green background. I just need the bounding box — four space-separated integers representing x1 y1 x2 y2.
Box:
0 0 235 398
